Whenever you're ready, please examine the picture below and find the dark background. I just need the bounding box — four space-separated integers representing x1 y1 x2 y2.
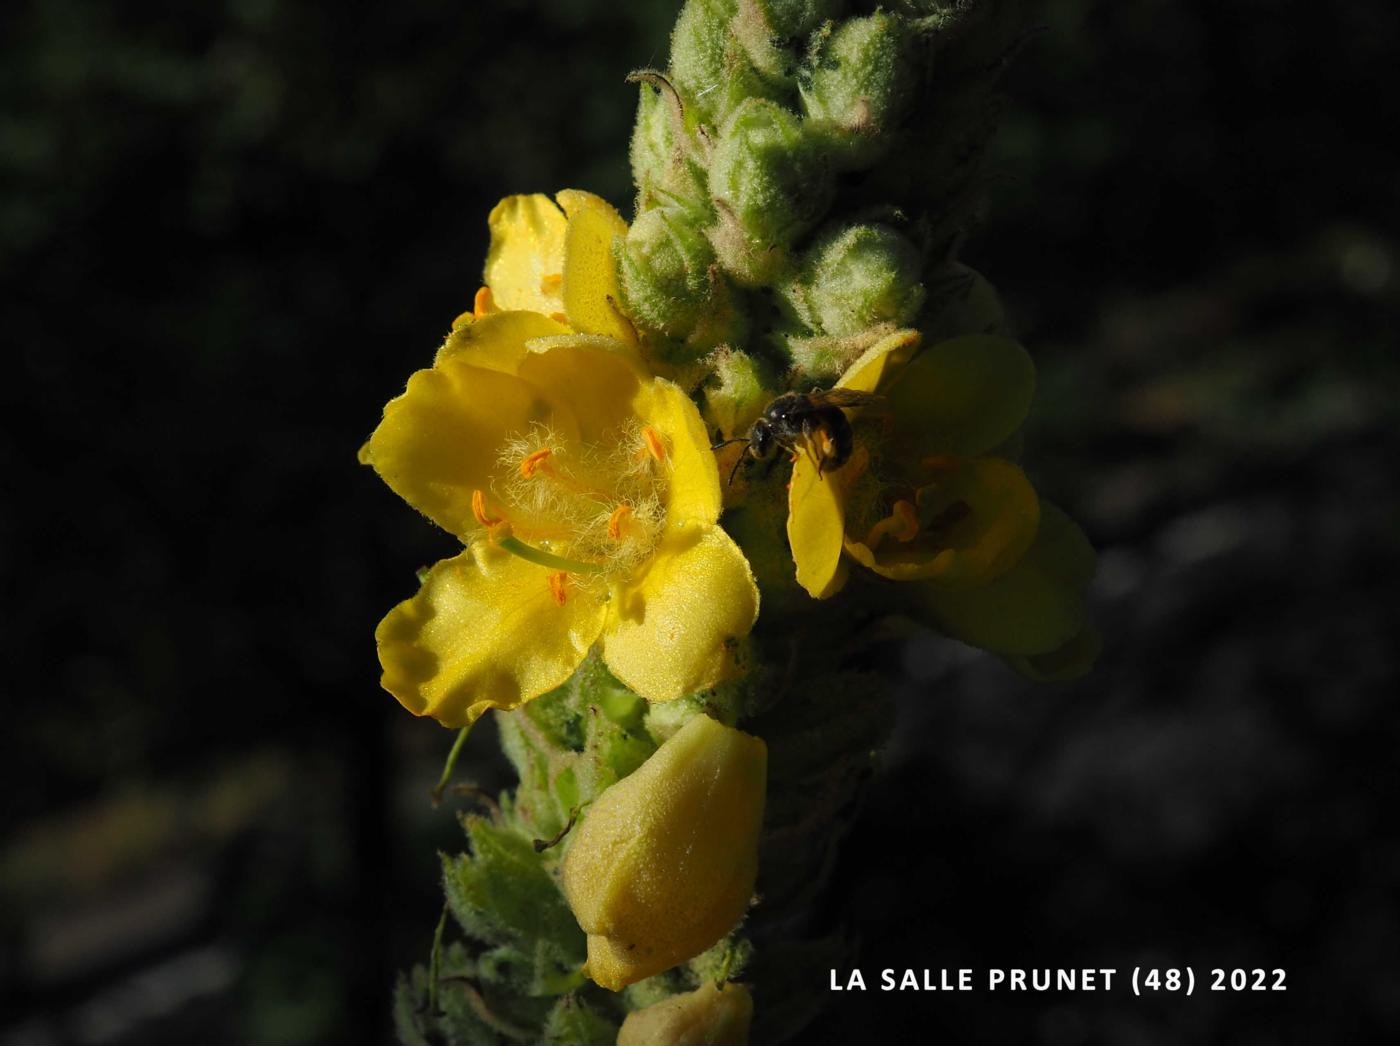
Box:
2 1 1396 1043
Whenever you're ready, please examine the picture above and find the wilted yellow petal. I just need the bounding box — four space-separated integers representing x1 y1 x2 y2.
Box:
634 377 722 526
617 982 754 1046
844 457 1039 587
921 502 1095 655
603 526 758 702
557 189 636 345
376 545 607 728
483 194 567 314
882 334 1036 458
363 360 576 538
562 714 766 990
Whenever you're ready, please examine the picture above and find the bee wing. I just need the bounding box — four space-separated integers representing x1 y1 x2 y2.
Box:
809 388 884 410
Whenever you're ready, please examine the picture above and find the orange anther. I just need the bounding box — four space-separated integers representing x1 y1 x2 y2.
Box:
471 489 503 527
547 571 568 606
473 285 495 316
540 273 563 294
890 499 920 542
607 504 633 540
641 426 666 463
865 499 921 550
520 448 553 478
550 311 569 325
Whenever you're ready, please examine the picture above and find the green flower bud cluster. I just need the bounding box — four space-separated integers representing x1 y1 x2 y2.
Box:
619 0 1027 391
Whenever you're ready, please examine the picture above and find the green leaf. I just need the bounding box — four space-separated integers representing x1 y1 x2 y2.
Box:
541 996 618 1046
441 820 586 960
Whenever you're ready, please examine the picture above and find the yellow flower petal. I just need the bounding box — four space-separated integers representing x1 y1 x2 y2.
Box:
376 544 607 728
556 189 636 345
483 194 567 314
836 327 922 393
434 309 568 370
363 360 577 538
882 334 1036 458
787 445 866 599
921 502 1095 655
516 335 643 443
843 457 1039 587
634 378 722 526
603 526 758 702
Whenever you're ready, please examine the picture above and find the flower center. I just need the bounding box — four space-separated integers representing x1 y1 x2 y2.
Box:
472 421 670 591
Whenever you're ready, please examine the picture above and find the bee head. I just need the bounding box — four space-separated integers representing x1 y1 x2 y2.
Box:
748 419 776 461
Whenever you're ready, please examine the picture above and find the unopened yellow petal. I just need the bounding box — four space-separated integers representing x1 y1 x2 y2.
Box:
562 714 766 989
434 309 568 370
484 194 567 314
634 378 722 526
557 189 636 345
617 982 753 1046
844 457 1040 587
603 526 758 702
882 334 1036 458
921 502 1095 655
376 545 606 728
364 360 575 538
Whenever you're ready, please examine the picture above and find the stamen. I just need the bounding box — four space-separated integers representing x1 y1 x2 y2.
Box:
471 489 503 527
540 273 563 295
473 286 495 316
607 504 633 540
865 499 920 550
520 448 554 478
550 312 569 325
547 571 568 606
641 426 667 463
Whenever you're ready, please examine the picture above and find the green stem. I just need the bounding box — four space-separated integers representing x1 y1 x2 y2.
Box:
431 726 471 805
427 904 448 1015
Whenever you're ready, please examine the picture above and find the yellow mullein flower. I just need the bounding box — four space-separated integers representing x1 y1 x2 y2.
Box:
561 714 766 991
785 328 1094 668
362 192 758 728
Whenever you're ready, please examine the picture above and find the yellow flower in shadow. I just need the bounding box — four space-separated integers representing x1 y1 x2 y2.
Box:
786 328 1096 674
361 193 758 727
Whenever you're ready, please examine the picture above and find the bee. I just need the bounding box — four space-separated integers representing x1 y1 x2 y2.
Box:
713 388 882 484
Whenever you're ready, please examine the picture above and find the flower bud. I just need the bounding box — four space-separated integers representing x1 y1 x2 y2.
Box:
617 208 716 338
708 98 834 286
617 981 754 1046
671 0 785 125
800 12 914 169
561 713 767 990
782 222 925 338
732 0 842 82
